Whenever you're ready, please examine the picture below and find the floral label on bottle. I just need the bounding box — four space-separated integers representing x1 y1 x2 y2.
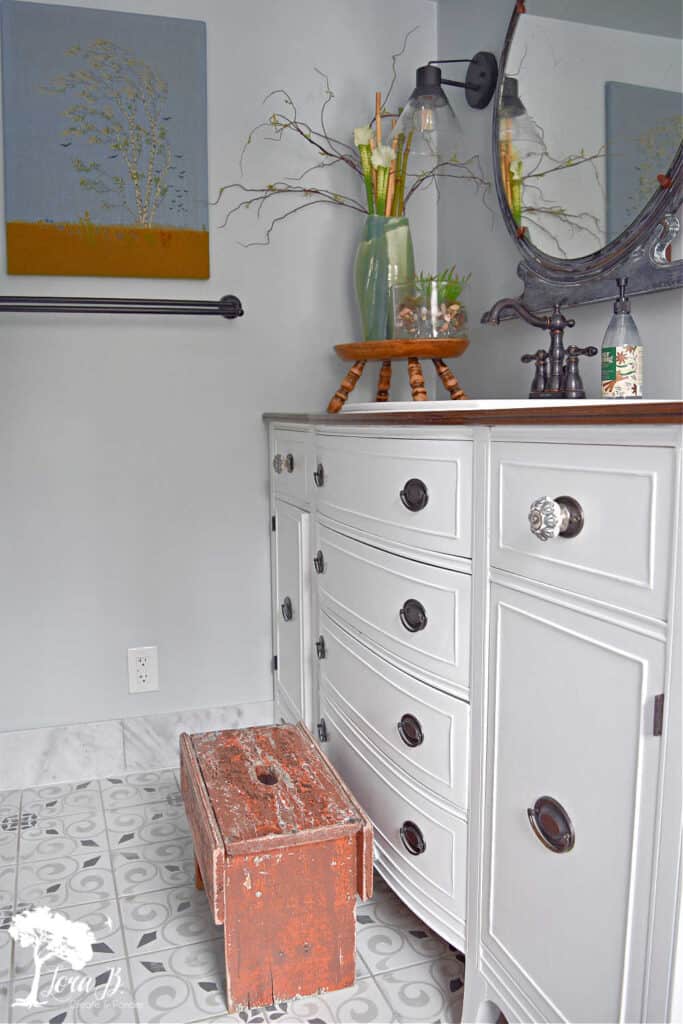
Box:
601 345 643 397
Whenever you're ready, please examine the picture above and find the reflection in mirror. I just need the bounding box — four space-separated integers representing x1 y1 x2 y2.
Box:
498 2 683 260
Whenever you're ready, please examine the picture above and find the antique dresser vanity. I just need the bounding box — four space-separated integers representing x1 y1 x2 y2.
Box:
265 403 682 1023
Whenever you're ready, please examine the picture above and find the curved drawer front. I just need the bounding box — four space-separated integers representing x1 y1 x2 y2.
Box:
319 613 469 810
317 524 471 692
314 433 472 559
492 441 676 620
271 427 312 505
319 692 467 934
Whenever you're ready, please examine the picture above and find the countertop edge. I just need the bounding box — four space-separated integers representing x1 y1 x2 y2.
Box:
263 401 683 427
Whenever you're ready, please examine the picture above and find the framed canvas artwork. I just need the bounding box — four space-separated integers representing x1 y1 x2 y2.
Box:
1 0 209 278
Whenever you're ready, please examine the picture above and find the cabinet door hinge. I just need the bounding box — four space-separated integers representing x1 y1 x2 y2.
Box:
272 654 278 672
653 693 664 736
271 515 276 532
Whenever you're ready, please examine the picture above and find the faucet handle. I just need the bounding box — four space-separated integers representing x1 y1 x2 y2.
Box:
521 349 548 364
566 345 598 357
552 300 576 329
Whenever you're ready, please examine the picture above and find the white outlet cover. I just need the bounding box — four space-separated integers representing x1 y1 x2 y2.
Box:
128 646 159 693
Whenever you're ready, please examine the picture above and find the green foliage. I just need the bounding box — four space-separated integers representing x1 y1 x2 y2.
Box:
415 265 470 304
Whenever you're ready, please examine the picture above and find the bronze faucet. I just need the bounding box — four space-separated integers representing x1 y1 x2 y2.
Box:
482 297 595 398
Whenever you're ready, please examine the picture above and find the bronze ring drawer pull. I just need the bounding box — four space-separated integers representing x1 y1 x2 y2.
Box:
281 596 293 622
400 478 429 512
284 453 295 473
397 713 424 748
313 463 325 488
400 599 428 632
400 820 427 856
527 796 575 853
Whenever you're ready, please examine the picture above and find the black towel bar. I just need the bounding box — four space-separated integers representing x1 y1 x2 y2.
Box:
0 293 244 318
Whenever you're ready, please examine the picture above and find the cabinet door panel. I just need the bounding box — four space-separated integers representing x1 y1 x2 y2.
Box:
273 501 311 724
482 585 664 1023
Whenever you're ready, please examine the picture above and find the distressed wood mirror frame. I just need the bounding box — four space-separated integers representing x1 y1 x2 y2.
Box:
491 1 683 316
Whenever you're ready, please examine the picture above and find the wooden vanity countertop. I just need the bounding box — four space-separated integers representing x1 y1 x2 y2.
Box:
264 400 683 427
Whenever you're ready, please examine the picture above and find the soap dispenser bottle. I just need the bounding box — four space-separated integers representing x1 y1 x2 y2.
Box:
601 277 643 398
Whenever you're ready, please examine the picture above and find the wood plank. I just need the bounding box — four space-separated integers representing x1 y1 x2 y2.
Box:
335 338 469 361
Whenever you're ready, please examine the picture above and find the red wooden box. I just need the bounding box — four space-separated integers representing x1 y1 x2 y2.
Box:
179 722 373 1012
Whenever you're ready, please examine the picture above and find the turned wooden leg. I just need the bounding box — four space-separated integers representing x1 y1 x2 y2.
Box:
328 360 366 413
407 357 427 401
195 857 204 890
376 360 392 402
433 358 468 400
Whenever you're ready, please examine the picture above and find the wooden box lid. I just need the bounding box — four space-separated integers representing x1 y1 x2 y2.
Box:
185 723 372 861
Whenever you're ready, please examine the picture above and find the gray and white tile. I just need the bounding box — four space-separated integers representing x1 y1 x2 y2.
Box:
18 808 107 862
17 851 116 909
100 769 178 811
12 899 126 979
112 836 195 896
276 975 394 1023
21 780 102 818
0 789 21 816
375 953 466 1022
120 883 221 955
356 894 450 975
129 936 228 1022
10 956 137 1023
105 795 189 849
0 980 8 1024
122 700 275 771
0 809 24 865
0 719 125 790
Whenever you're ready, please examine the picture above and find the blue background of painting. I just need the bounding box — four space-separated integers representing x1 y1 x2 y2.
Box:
1 0 208 228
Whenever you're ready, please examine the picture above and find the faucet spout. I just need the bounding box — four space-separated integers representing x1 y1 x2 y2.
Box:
482 296 549 329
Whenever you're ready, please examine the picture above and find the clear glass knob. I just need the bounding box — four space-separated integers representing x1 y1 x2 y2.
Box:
528 495 584 541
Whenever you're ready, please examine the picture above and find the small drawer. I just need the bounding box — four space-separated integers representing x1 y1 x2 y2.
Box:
491 441 677 620
319 613 469 811
317 523 471 694
314 432 472 559
271 427 312 504
320 692 467 942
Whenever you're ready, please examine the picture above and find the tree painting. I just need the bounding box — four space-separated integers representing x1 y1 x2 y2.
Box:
9 906 95 1008
43 40 187 229
0 1 208 278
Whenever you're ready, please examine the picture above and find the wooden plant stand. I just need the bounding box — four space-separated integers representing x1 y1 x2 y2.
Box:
180 722 372 1012
328 337 469 413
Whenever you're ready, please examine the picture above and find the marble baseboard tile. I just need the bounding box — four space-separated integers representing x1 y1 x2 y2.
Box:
122 699 275 770
0 719 125 791
0 700 274 789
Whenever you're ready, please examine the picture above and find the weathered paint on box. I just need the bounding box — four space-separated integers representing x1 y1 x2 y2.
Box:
180 722 372 1011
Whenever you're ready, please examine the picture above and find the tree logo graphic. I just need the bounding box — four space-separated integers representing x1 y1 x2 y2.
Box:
9 906 95 1008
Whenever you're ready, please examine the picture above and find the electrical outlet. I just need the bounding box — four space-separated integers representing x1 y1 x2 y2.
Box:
128 646 159 693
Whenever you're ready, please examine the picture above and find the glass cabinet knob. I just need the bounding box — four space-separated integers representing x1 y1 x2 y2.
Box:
528 495 584 541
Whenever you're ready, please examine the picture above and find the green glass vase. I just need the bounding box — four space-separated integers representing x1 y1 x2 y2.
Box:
354 215 415 340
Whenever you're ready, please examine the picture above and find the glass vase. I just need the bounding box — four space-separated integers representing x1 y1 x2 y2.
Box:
392 280 468 340
354 215 415 340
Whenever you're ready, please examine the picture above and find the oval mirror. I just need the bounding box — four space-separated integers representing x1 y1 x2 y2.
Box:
491 1 683 310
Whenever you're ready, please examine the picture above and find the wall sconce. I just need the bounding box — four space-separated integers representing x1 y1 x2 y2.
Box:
391 53 498 158
498 75 544 224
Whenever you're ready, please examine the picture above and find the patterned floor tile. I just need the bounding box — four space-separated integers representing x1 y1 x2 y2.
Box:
128 937 228 1022
0 790 21 815
119 884 221 955
101 770 178 811
0 922 10 983
0 864 15 908
18 809 107 862
0 980 8 1024
12 899 126 978
355 894 450 976
374 953 466 1022
276 975 394 1023
10 956 137 1023
17 851 116 909
0 818 21 866
112 836 195 896
21 780 102 818
105 795 189 849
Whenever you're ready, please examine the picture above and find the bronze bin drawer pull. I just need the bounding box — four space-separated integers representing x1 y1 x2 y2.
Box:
400 598 428 632
527 796 575 853
280 596 293 621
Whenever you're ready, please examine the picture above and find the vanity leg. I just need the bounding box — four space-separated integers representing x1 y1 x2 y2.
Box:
433 358 468 400
376 360 392 402
407 357 428 401
327 360 366 413
194 857 204 890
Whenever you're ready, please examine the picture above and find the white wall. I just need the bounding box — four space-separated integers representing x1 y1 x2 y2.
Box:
436 0 683 401
0 0 437 731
